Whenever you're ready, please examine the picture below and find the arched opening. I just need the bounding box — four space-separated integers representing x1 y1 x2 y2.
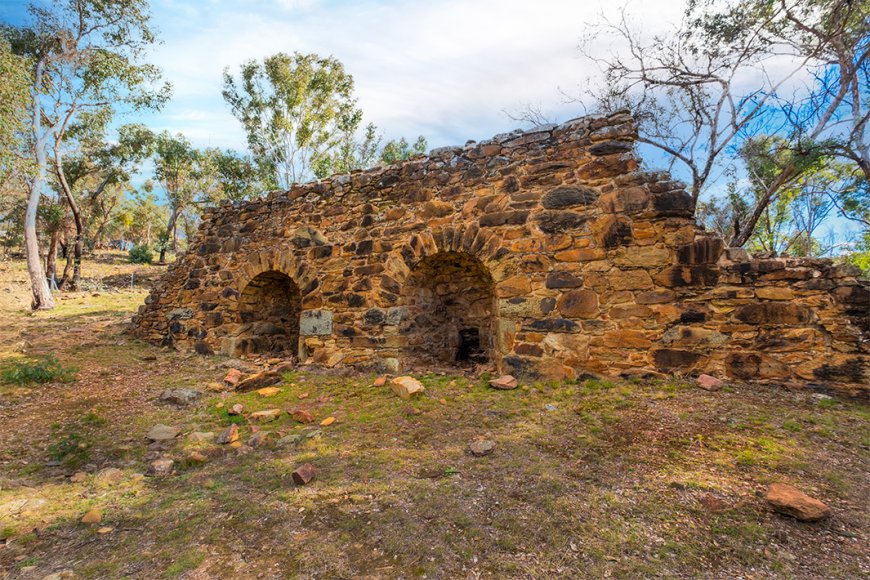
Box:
236 271 302 356
401 251 497 368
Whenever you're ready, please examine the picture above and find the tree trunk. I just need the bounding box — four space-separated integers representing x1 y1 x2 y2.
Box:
729 166 798 248
58 232 74 290
46 228 60 284
160 207 180 263
25 57 55 310
24 183 54 309
54 136 84 290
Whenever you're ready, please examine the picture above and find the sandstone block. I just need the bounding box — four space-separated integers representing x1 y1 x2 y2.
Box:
489 375 518 389
390 376 426 399
292 463 317 485
557 289 599 318
765 483 830 522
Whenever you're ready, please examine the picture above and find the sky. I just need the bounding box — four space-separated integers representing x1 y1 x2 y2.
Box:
0 0 686 150
131 0 686 149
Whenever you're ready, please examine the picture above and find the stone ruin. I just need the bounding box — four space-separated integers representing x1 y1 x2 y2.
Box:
133 111 869 394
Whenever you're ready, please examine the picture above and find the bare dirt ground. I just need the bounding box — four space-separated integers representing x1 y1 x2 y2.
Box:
0 252 868 578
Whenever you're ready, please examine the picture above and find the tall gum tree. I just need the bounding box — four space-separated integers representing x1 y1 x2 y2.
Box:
222 52 364 188
3 0 170 307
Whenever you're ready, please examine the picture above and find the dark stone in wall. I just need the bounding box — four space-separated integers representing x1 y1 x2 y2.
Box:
813 358 865 383
676 237 724 265
535 211 589 235
479 210 530 227
526 318 579 333
541 186 598 209
364 308 386 325
652 348 705 371
545 271 583 289
601 218 633 249
734 303 813 325
650 190 693 217
589 140 633 156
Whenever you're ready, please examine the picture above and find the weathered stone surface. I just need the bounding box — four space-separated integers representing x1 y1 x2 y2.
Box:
545 271 583 289
541 186 598 209
189 431 215 443
81 509 102 524
489 375 518 390
535 211 588 235
289 408 315 423
765 483 830 522
662 326 727 346
250 408 282 422
223 368 243 386
159 388 201 406
292 463 317 485
468 439 496 456
299 310 333 336
651 349 705 371
146 424 180 442
695 374 723 391
557 290 599 318
235 363 293 392
216 424 239 444
725 352 791 380
390 376 425 399
734 303 813 325
146 458 174 477
133 111 868 391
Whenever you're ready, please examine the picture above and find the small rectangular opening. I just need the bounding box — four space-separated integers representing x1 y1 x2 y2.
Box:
456 327 486 363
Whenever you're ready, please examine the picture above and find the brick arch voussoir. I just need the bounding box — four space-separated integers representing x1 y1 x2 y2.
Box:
390 223 504 292
232 246 314 299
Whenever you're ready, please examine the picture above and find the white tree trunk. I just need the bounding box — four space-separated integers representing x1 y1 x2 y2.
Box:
25 58 54 310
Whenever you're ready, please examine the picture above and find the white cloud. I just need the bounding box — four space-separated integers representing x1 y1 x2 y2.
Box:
146 0 687 149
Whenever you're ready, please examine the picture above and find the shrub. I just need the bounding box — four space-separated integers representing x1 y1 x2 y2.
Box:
128 243 153 264
1 356 77 385
47 432 89 466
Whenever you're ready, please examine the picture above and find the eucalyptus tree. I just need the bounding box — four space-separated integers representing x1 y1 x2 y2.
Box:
222 52 366 187
580 0 868 247
0 39 31 197
3 0 170 308
55 120 156 288
380 135 428 165
153 131 196 263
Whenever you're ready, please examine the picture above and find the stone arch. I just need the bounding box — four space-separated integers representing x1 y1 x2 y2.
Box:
231 247 318 301
219 246 319 357
234 270 302 356
400 250 498 367
386 224 507 290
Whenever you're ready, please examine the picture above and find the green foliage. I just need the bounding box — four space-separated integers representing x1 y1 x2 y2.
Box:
128 243 153 264
843 231 870 276
1 356 77 385
0 38 31 190
196 148 270 203
380 136 428 165
46 432 89 466
222 51 366 186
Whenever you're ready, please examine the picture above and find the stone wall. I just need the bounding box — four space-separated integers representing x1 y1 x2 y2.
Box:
132 111 869 394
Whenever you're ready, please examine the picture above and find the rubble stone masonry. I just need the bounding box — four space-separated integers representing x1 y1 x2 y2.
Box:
132 111 869 394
